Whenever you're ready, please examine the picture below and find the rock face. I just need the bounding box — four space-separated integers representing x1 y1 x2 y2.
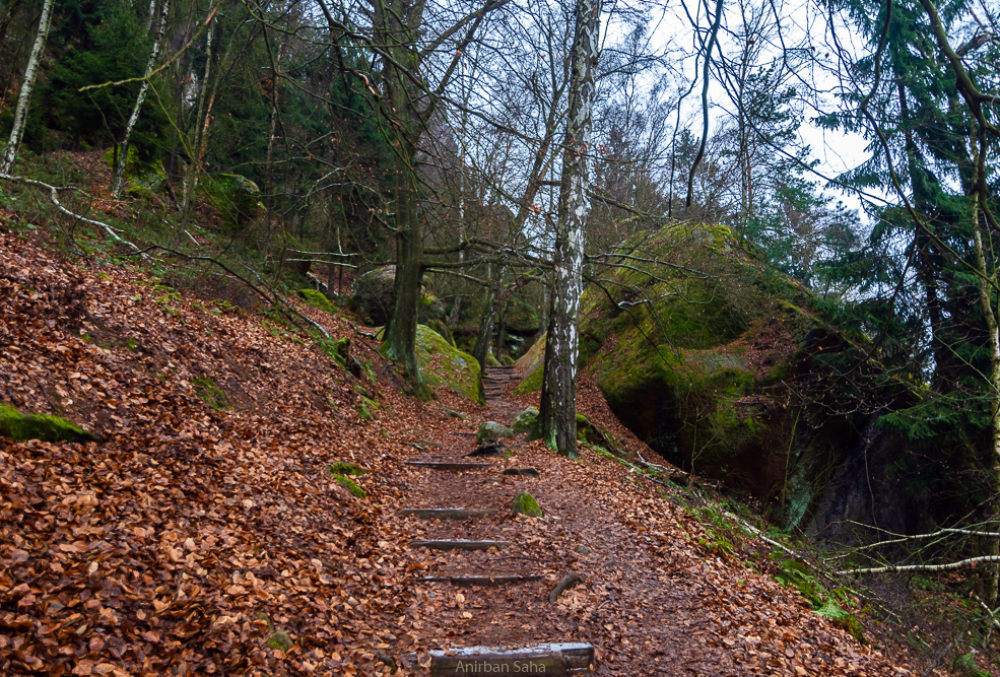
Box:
516 223 920 539
352 266 446 327
352 266 397 325
415 324 483 404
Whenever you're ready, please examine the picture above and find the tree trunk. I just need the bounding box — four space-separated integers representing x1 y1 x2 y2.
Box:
0 0 53 175
538 0 601 457
970 172 1000 607
385 184 427 396
181 20 215 216
113 0 170 197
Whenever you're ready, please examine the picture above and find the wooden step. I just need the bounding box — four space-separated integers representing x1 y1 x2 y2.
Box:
410 539 509 551
399 508 495 520
418 642 594 676
405 460 493 471
503 467 540 477
420 574 542 586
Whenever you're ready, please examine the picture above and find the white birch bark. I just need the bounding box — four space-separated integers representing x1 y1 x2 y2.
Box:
1 0 54 175
539 0 601 457
112 0 170 197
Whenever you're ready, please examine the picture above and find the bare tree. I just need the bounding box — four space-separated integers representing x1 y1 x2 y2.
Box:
0 0 53 175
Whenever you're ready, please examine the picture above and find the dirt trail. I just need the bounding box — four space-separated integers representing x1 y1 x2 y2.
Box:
391 368 918 675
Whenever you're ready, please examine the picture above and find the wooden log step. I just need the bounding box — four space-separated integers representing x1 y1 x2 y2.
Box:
422 642 594 676
410 539 509 551
503 467 540 477
405 460 492 471
399 507 495 520
420 574 542 586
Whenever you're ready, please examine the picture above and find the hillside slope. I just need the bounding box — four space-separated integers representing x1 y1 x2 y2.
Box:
0 225 934 675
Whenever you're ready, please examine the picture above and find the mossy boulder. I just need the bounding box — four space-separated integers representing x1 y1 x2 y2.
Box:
511 406 540 436
0 403 97 443
266 630 294 651
477 420 514 445
415 324 484 404
511 492 542 517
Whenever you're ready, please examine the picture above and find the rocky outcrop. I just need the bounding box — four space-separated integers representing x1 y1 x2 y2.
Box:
516 223 919 539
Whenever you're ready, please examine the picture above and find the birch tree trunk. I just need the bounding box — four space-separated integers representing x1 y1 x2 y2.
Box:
0 0 54 175
538 0 601 457
112 0 170 197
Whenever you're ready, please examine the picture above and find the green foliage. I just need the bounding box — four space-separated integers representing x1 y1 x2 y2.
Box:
773 558 864 642
192 376 228 411
0 403 96 442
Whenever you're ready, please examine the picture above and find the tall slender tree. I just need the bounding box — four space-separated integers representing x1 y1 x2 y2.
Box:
538 0 602 456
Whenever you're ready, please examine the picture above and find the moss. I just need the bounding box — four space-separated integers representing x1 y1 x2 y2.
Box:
0 403 97 442
358 396 379 421
513 335 546 394
266 630 294 651
486 351 501 367
193 376 228 411
512 406 540 436
317 335 351 367
511 492 542 517
298 288 336 314
331 473 367 498
328 461 367 476
414 324 483 404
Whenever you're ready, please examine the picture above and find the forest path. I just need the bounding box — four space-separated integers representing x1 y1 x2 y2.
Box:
389 367 913 675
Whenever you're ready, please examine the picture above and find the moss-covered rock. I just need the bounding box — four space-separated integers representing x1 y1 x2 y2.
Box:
415 324 484 404
511 406 540 436
477 420 514 445
298 288 336 314
511 492 542 517
513 336 546 394
0 403 97 443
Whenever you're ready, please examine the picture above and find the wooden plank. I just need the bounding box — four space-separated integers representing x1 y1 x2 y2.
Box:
503 467 540 477
426 642 594 676
421 574 542 586
399 508 495 520
410 539 509 551
405 461 492 471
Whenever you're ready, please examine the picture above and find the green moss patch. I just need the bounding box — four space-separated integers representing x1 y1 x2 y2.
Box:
0 403 97 443
511 492 543 517
415 324 483 404
513 335 546 394
328 461 367 476
298 288 336 314
331 473 367 498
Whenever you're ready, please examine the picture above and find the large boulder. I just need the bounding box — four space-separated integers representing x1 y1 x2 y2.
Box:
415 324 483 404
352 266 446 327
352 266 396 325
